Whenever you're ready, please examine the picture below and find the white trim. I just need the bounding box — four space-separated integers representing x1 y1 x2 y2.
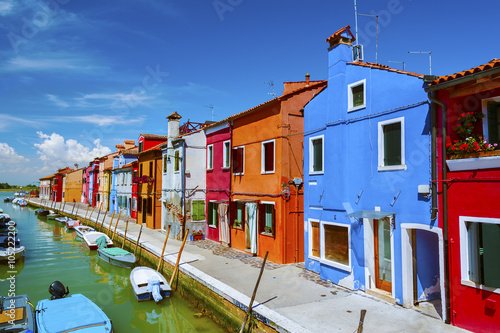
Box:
309 135 324 175
207 144 214 170
233 146 245 175
222 140 231 169
261 139 275 174
320 221 351 272
378 117 406 171
204 122 230 135
400 223 446 322
481 96 500 140
308 218 321 260
459 215 500 294
260 201 275 206
347 79 366 112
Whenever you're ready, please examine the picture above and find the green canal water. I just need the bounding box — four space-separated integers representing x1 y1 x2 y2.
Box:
0 192 225 333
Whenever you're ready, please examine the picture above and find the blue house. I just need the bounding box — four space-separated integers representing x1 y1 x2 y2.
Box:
110 142 137 216
303 26 445 315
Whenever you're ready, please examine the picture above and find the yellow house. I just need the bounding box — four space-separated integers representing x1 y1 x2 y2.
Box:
64 168 84 203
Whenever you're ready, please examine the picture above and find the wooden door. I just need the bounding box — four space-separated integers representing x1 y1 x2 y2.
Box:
374 218 392 292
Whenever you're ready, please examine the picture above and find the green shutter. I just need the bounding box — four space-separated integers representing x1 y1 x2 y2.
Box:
207 202 213 225
481 223 500 288
384 122 402 166
193 201 205 221
487 102 499 144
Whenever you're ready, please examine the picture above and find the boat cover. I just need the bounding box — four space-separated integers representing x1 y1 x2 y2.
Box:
147 276 163 302
101 247 131 256
96 236 110 249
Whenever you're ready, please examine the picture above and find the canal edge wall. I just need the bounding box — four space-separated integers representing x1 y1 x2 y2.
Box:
27 199 312 333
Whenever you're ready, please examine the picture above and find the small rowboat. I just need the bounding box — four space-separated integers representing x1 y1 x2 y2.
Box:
0 236 25 261
83 231 113 250
96 236 136 268
66 219 81 229
36 281 113 333
130 266 171 302
74 225 95 239
0 295 35 333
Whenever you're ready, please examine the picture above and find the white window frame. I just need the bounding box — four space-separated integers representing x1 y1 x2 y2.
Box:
481 96 500 141
309 135 324 175
320 221 351 272
378 116 406 171
207 144 213 170
308 219 321 260
261 139 275 174
222 140 231 169
233 146 245 175
347 79 366 112
459 216 500 294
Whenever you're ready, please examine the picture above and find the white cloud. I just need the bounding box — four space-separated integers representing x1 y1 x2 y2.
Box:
0 142 29 163
0 114 41 132
1 54 108 73
34 131 112 170
0 0 14 16
47 94 69 107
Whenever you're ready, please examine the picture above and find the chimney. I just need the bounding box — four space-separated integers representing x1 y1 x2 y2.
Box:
115 144 125 152
167 112 182 140
305 73 310 86
326 25 355 79
123 140 135 150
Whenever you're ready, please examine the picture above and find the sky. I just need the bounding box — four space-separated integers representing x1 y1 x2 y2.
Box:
0 0 499 185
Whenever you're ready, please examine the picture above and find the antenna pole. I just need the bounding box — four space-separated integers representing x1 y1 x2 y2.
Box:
357 13 379 63
408 51 432 75
354 0 359 45
388 61 405 71
264 81 275 99
204 105 214 121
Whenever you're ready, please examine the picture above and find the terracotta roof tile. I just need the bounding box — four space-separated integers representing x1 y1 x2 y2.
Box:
326 25 355 44
349 61 424 78
430 58 500 86
140 133 168 140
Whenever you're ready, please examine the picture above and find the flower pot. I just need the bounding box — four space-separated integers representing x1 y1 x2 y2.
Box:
448 150 500 160
191 234 204 241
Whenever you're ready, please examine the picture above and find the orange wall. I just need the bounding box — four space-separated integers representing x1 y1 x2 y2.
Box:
64 169 83 203
137 151 162 229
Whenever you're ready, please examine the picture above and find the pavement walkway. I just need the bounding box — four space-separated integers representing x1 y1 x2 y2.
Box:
28 198 469 333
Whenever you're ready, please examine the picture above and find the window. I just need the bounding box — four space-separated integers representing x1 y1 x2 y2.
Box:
174 150 180 172
232 146 244 175
138 196 142 212
309 220 320 258
163 155 168 174
309 135 324 174
234 201 245 228
460 217 500 289
378 117 405 171
207 144 213 170
139 141 143 153
192 200 205 221
207 202 218 227
223 141 230 169
140 164 143 176
348 79 366 112
261 140 275 174
484 101 500 145
132 197 137 211
258 202 275 235
322 222 350 270
149 161 153 177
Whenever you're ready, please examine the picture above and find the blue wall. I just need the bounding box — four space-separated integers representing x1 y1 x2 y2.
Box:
304 35 437 305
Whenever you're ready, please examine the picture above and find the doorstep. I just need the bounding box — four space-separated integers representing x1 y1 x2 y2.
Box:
366 288 396 304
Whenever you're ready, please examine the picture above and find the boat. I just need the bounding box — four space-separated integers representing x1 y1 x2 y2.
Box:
66 219 81 229
36 281 113 333
46 212 60 220
0 209 2 213
0 294 36 333
83 231 113 250
11 198 19 205
3 197 13 203
96 236 136 268
74 225 95 239
130 266 171 302
35 208 50 216
0 214 10 223
0 236 25 261
0 219 14 229
17 200 26 207
55 216 69 223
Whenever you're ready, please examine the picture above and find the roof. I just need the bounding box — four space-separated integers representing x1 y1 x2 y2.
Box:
203 80 327 130
140 133 168 140
326 25 355 45
139 142 165 155
40 174 56 180
429 58 500 86
348 62 424 78
120 148 138 155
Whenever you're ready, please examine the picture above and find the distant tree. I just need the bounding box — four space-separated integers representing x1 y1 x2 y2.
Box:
0 183 11 189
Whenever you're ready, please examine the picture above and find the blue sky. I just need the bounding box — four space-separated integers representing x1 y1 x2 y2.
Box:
0 0 499 185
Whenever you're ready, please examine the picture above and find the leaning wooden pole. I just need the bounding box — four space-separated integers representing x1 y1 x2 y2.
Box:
134 223 145 256
62 202 66 214
157 226 171 271
111 212 121 241
95 203 103 228
71 202 76 216
121 218 129 249
87 207 96 225
239 251 269 333
169 229 189 288
105 212 115 231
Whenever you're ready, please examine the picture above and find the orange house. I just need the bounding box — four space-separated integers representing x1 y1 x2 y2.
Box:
228 76 327 264
137 137 166 229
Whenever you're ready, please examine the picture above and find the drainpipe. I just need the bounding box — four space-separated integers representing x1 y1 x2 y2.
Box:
427 91 450 324
181 140 186 238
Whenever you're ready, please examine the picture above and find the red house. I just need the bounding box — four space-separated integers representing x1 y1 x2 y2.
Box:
426 59 500 332
203 122 231 243
51 167 73 202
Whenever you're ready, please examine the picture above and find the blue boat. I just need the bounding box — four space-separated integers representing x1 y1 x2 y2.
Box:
0 294 35 333
96 236 136 269
36 281 113 333
130 266 171 302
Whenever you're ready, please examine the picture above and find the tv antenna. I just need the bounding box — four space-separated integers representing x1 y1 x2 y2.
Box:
265 81 275 99
388 60 405 71
204 105 214 121
357 13 379 63
408 51 432 75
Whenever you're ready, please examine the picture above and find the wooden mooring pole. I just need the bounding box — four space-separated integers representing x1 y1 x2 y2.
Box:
111 212 121 241
134 223 145 256
239 251 269 333
121 218 129 249
357 309 367 333
157 226 171 272
169 229 189 288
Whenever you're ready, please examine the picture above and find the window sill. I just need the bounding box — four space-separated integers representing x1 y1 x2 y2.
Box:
446 152 500 171
461 280 500 294
378 164 407 172
261 171 275 175
208 225 218 229
232 225 243 230
222 167 230 170
348 104 366 112
260 231 274 237
319 259 351 273
309 171 324 175
233 172 244 176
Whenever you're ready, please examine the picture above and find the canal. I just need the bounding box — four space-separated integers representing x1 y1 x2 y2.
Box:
0 192 225 333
